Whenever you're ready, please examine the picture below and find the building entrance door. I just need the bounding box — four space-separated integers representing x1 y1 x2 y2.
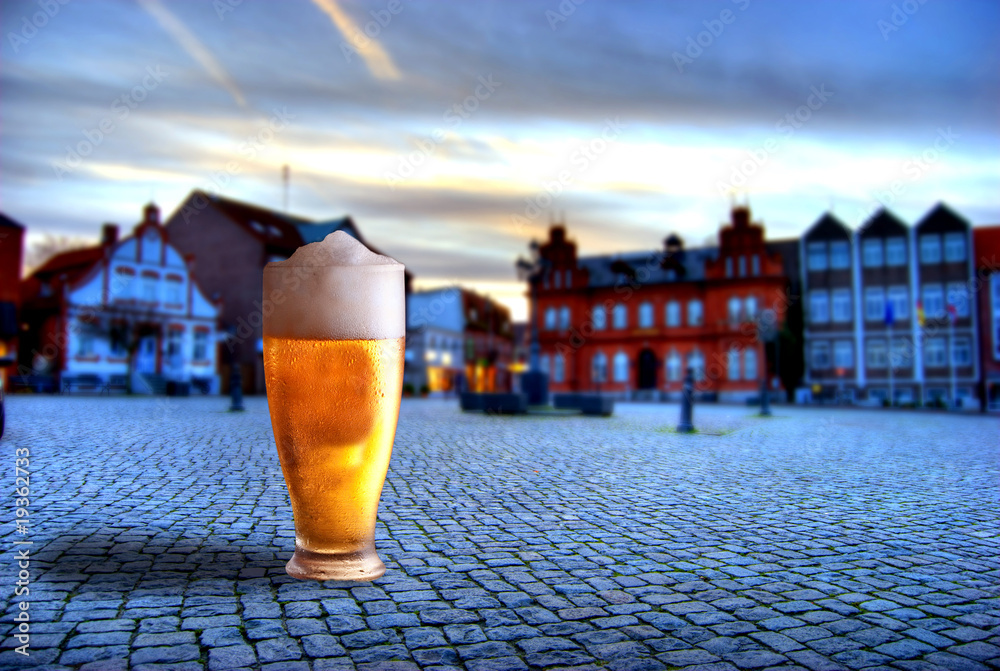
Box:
136 335 158 374
637 348 657 389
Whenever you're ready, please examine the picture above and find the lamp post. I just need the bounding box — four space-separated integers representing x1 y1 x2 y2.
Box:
757 309 777 417
223 327 244 412
516 240 551 405
677 367 695 433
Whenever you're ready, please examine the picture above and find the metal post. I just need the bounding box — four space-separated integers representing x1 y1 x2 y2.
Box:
759 371 771 416
949 318 957 410
888 322 894 407
677 368 695 433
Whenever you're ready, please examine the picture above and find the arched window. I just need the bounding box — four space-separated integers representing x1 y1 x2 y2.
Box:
544 307 556 330
554 353 565 382
565 270 572 287
688 349 705 381
745 296 758 321
613 352 629 382
613 304 627 329
687 299 703 326
666 300 680 327
638 302 653 328
666 350 681 382
558 306 571 330
539 354 550 376
592 352 607 383
592 305 607 330
744 349 757 380
728 297 742 323
727 347 740 380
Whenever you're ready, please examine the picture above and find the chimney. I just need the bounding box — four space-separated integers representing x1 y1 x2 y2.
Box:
101 223 119 247
732 206 750 228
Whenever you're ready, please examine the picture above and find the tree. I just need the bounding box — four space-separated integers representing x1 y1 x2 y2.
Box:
24 233 94 275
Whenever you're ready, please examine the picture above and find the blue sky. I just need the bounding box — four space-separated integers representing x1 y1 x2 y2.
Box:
2 0 998 319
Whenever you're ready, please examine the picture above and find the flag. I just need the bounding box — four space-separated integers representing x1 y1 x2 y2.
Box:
916 301 925 327
884 300 894 326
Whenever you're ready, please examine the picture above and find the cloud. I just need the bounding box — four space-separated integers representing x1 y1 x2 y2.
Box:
136 0 248 109
309 0 401 81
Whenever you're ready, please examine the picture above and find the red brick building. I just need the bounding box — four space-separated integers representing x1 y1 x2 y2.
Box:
533 206 790 401
973 225 1000 410
0 214 25 390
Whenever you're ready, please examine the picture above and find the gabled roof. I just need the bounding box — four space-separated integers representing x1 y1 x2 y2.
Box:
915 202 969 233
0 213 25 230
578 247 717 287
192 190 309 250
803 212 851 241
30 246 105 282
859 208 908 237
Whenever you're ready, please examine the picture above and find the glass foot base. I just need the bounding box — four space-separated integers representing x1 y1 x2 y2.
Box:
285 547 386 582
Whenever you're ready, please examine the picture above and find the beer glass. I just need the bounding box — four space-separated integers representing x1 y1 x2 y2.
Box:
262 232 404 581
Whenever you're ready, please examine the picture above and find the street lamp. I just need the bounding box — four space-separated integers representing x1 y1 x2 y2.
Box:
756 309 778 417
222 327 244 412
516 239 550 405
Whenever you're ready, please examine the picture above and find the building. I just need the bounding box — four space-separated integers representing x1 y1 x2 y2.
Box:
164 190 411 394
801 203 979 406
972 225 1000 410
530 206 789 401
0 214 25 391
406 287 514 395
19 204 221 393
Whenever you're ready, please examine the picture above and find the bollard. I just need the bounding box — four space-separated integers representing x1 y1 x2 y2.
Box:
759 376 771 416
677 368 695 433
229 366 245 412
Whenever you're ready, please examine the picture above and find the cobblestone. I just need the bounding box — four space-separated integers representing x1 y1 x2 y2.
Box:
0 397 996 670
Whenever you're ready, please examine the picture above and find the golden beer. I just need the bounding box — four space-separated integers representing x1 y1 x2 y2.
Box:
263 231 405 581
264 337 403 580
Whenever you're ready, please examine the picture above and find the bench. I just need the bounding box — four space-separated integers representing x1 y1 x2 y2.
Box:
106 375 128 394
62 374 106 395
552 393 615 416
10 375 57 394
460 392 528 415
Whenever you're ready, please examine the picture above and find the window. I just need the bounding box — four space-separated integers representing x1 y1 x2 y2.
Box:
687 300 703 326
725 257 733 277
922 284 944 318
834 340 853 368
539 354 550 376
558 306 570 330
832 289 852 323
952 337 971 366
553 272 561 289
76 332 94 356
544 307 557 330
592 352 607 383
113 267 135 299
592 305 606 330
807 242 827 271
946 282 970 317
886 237 906 266
638 302 653 328
542 273 549 290
565 270 573 287
688 349 705 381
811 341 830 369
751 255 760 276
738 256 746 277
830 241 849 269
887 286 909 321
554 354 565 383
744 349 757 380
666 350 681 382
809 290 829 324
890 337 912 369
944 233 966 262
110 325 127 357
862 239 883 268
865 288 886 322
924 338 946 367
666 301 680 327
866 339 887 368
727 347 739 380
745 296 758 321
728 296 742 323
166 277 182 304
142 275 157 302
613 352 629 382
612 304 627 329
166 329 183 358
920 234 941 264
193 331 208 360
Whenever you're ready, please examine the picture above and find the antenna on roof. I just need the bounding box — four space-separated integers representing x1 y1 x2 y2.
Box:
282 165 290 212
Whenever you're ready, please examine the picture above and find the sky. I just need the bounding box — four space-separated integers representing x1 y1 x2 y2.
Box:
2 0 998 321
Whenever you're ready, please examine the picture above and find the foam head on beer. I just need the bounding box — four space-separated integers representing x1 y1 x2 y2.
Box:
263 231 404 341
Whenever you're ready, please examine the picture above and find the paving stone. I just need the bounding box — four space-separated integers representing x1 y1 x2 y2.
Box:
208 645 256 670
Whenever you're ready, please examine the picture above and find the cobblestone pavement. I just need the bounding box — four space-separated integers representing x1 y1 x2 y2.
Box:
0 397 997 671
